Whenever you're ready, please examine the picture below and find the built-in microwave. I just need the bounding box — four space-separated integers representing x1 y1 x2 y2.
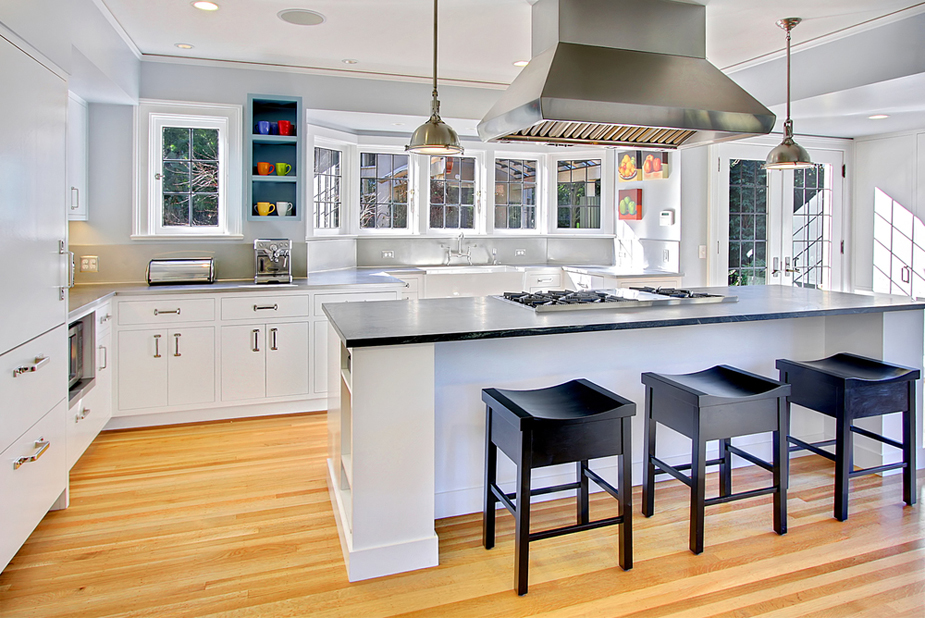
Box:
68 321 83 390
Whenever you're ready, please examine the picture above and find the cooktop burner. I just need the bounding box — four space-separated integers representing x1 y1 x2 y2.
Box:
494 288 737 313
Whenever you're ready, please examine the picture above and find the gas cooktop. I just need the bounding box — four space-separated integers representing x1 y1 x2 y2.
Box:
494 287 738 313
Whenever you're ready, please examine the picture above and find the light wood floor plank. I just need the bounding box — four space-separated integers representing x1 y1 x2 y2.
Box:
0 413 922 618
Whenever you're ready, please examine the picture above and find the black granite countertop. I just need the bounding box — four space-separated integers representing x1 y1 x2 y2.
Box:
323 286 924 348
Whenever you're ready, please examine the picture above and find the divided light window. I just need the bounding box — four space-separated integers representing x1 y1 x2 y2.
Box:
314 147 341 229
494 158 537 230
161 127 219 227
360 153 409 229
430 156 476 229
556 159 601 229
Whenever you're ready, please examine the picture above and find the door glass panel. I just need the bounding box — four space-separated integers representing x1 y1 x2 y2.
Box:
791 164 832 289
873 187 922 298
727 159 767 286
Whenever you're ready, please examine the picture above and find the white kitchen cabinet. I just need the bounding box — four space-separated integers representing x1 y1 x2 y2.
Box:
524 270 562 292
221 322 309 402
614 276 682 289
66 92 89 221
66 304 112 470
117 327 215 410
565 271 605 291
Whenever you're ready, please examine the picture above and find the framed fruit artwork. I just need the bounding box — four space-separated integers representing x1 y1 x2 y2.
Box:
617 150 641 182
641 151 669 180
618 188 642 220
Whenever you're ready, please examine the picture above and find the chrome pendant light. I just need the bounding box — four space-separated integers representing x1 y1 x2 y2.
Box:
406 0 463 155
765 17 813 170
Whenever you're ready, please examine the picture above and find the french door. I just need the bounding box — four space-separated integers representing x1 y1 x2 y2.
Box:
711 143 844 290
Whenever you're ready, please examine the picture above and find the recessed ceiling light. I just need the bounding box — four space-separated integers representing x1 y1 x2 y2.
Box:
342 59 358 65
278 9 325 26
175 43 195 49
192 1 219 11
869 114 889 120
513 60 529 67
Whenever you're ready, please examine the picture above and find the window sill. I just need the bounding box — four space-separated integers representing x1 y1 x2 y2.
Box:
130 234 246 241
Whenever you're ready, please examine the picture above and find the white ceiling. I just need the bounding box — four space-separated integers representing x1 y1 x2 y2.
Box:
101 0 925 137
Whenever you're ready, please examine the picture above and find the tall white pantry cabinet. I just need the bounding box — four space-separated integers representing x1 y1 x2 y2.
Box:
0 32 69 571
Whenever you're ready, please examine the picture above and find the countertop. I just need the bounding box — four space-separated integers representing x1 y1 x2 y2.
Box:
324 286 924 348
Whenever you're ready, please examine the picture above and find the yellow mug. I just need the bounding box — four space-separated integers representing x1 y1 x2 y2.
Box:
256 201 276 216
276 162 292 176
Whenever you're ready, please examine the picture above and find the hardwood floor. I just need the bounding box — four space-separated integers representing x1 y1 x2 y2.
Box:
1 413 922 617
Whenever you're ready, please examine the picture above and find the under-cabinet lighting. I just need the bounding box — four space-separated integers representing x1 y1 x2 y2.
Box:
175 43 195 49
513 60 529 67
869 114 889 120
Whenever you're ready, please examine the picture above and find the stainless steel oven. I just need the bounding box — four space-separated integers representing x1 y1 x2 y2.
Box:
68 321 83 390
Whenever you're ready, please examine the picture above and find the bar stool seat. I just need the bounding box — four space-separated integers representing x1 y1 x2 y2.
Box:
482 379 635 596
776 353 919 521
641 366 790 554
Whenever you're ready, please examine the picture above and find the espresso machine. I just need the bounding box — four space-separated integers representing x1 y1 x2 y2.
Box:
254 239 293 284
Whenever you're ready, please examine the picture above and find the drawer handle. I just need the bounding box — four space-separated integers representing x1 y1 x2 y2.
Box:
252 329 261 352
154 308 181 316
13 439 50 470
154 334 162 358
536 277 553 283
76 407 91 423
270 327 278 351
254 304 278 311
13 355 50 377
99 345 108 370
577 281 589 289
99 313 112 324
174 332 182 357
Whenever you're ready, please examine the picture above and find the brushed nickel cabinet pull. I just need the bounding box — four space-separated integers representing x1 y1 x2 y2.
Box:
99 345 108 370
154 334 162 358
70 186 79 210
12 355 50 377
254 304 278 311
252 329 261 352
173 332 182 357
76 407 91 423
154 308 181 316
270 328 278 351
13 439 50 470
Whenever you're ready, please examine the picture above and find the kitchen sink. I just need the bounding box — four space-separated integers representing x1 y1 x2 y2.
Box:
423 265 524 275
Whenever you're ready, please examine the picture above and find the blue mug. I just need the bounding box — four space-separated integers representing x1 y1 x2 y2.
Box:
255 121 270 135
269 121 279 135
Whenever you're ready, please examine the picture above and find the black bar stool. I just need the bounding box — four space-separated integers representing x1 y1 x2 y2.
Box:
776 353 919 521
482 379 635 596
641 366 790 554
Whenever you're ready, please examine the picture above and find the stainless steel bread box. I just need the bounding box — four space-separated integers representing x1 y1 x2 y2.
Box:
146 258 215 285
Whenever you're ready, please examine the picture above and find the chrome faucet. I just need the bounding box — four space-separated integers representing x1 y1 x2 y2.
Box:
445 231 472 265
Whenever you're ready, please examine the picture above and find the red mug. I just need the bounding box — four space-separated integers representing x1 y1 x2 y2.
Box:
257 162 275 175
278 120 293 136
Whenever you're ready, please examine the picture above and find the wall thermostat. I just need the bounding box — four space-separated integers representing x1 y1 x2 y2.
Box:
659 210 675 226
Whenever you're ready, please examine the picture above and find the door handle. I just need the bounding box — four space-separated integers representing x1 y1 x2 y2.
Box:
99 345 107 370
771 257 781 276
76 407 91 423
153 334 162 358
70 186 79 210
902 265 911 283
252 329 261 352
173 332 182 357
270 327 278 351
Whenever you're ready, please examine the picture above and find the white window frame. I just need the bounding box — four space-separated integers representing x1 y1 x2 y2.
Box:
547 149 614 235
133 100 242 239
421 149 487 236
308 124 357 238
488 151 547 235
355 143 417 236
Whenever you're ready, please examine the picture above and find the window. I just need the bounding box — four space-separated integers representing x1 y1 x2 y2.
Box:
728 159 768 286
494 158 537 230
791 165 832 290
430 155 476 229
556 159 601 229
314 147 342 229
134 101 242 239
873 188 925 297
360 152 409 229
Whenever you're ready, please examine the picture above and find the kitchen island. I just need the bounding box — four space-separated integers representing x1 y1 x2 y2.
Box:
323 286 924 581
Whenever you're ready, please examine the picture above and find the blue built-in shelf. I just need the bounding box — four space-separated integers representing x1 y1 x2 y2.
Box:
246 94 303 221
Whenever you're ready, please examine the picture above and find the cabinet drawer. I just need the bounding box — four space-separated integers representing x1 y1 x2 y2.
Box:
0 325 66 452
0 399 67 571
313 292 396 316
67 383 111 470
221 295 309 321
118 298 215 326
95 301 114 335
525 272 562 289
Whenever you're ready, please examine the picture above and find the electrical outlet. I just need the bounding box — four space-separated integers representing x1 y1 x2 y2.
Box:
80 256 99 272
662 249 670 262
699 245 707 259
515 249 526 256
381 250 394 259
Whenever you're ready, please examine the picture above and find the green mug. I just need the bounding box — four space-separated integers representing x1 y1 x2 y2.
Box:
276 162 292 176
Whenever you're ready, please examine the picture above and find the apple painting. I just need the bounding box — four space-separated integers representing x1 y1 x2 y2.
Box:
618 188 642 220
641 151 669 180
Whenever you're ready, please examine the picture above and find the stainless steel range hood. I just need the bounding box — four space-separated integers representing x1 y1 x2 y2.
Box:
478 0 776 149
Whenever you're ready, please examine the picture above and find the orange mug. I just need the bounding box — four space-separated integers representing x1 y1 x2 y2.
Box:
257 162 275 175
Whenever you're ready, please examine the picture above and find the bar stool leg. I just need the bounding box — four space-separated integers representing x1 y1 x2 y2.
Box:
903 381 916 507
577 460 590 526
483 405 497 550
642 387 656 517
719 438 732 498
690 430 707 555
514 429 533 596
773 428 787 535
618 415 633 571
834 406 851 522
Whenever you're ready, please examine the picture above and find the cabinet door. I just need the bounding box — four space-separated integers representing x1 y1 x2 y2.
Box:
67 328 113 469
266 322 309 398
118 329 168 410
167 327 215 407
312 319 328 395
221 325 266 401
66 92 88 221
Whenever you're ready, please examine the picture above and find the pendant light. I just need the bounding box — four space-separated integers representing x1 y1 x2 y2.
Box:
406 0 463 155
765 17 813 170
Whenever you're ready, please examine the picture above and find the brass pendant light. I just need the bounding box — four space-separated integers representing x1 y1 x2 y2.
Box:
406 0 463 155
765 17 813 170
